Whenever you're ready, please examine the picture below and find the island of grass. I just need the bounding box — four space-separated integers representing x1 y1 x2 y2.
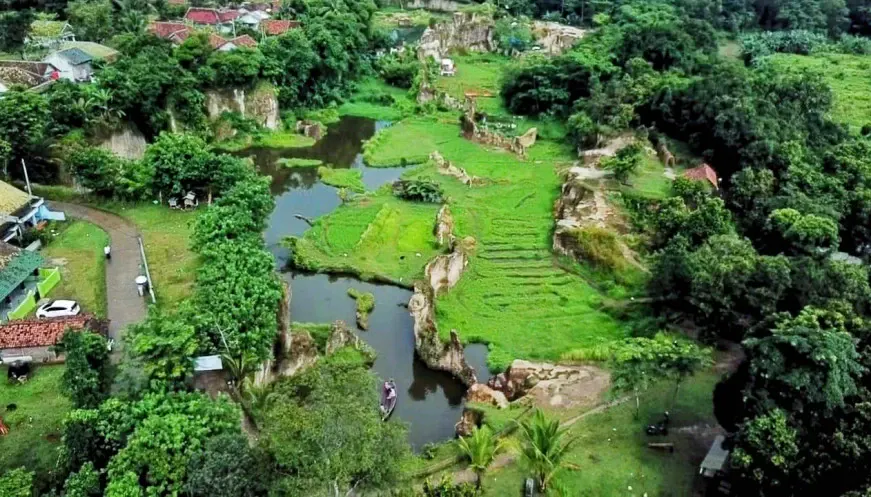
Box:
217 129 317 152
347 288 375 330
317 167 366 193
294 115 635 370
278 158 323 168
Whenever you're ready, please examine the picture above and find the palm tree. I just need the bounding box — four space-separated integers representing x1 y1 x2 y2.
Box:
519 409 577 493
456 425 505 490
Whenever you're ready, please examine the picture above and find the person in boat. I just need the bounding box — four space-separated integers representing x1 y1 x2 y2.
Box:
385 380 396 401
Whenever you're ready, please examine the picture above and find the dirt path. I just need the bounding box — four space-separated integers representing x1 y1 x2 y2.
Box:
49 202 147 348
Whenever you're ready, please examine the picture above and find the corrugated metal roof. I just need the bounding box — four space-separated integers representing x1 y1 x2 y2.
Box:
0 248 44 301
54 48 93 66
194 355 224 371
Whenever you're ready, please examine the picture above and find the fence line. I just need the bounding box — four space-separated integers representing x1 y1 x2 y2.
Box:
138 236 156 304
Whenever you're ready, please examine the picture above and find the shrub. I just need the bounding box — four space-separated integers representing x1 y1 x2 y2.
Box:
377 48 420 89
392 180 444 203
571 226 626 270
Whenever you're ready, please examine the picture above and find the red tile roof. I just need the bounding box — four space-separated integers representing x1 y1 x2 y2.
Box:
0 314 98 349
230 35 258 48
209 33 230 49
148 21 188 39
683 163 719 189
185 8 239 25
260 19 299 36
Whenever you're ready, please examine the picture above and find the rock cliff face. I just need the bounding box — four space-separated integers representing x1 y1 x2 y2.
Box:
95 121 147 160
205 82 280 130
425 247 467 296
460 101 536 157
431 151 480 186
406 0 464 11
418 12 495 59
532 21 588 54
491 359 610 409
435 205 454 248
408 285 477 386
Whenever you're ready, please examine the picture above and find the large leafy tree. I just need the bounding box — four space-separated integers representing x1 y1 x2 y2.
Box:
58 329 112 409
127 310 199 387
185 433 267 497
260 351 409 495
0 90 50 168
66 0 114 41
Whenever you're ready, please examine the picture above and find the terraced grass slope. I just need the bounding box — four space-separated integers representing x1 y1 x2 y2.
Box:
295 116 629 370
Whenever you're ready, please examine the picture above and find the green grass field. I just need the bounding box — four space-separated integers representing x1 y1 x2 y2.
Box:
477 372 720 497
41 221 109 317
0 366 71 478
297 115 629 370
291 194 442 283
339 78 414 121
768 52 871 132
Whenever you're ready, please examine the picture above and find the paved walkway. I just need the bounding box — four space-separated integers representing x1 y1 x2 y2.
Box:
49 202 148 346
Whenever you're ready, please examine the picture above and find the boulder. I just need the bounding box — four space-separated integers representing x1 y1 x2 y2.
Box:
295 120 325 140
325 320 360 354
466 383 508 409
504 359 611 409
516 127 538 149
486 372 520 400
435 204 454 248
455 408 482 437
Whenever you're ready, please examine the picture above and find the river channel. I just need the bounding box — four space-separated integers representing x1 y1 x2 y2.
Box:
239 116 489 448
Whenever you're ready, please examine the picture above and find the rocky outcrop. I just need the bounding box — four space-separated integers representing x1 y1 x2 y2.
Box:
498 359 610 409
578 134 635 164
205 82 280 131
280 330 319 377
460 106 535 157
425 247 467 296
532 21 588 55
408 285 477 386
466 383 508 408
95 121 147 160
325 320 362 354
455 408 482 437
417 80 462 109
418 12 495 59
407 0 465 11
435 205 454 248
295 120 325 141
431 151 480 186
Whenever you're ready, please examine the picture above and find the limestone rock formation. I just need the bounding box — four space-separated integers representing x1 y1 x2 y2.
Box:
431 151 480 186
408 285 477 386
96 121 147 160
425 248 467 295
516 127 538 149
325 320 362 354
532 21 588 54
455 408 482 437
503 359 610 409
466 383 508 408
281 330 319 377
418 12 495 60
460 106 535 157
407 0 464 11
435 204 454 248
205 83 280 131
486 372 520 400
295 120 325 140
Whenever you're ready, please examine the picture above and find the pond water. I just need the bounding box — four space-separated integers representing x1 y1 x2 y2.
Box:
244 116 489 448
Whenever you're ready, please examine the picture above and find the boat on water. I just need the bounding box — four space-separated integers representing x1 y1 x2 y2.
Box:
380 380 397 421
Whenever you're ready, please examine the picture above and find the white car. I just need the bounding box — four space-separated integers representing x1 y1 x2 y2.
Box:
36 300 81 318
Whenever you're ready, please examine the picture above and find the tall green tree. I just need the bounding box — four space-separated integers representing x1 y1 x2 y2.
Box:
127 310 199 387
58 329 112 409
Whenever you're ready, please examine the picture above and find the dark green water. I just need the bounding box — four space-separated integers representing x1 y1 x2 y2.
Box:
244 116 489 447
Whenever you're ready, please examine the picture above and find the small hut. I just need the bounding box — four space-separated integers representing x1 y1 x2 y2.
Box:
683 163 719 190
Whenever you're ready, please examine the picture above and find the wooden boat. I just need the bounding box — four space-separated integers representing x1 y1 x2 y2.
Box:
380 380 397 421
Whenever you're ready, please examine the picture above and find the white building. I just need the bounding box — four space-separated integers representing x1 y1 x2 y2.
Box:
43 48 93 82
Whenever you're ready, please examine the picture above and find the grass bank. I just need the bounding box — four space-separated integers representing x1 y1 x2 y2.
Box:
41 220 109 317
0 365 71 478
318 167 366 193
477 372 721 496
216 129 316 152
295 115 630 370
338 78 413 121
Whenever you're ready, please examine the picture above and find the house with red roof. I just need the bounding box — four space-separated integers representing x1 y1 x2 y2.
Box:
683 163 719 190
184 7 240 34
260 19 299 36
147 21 191 44
0 314 107 362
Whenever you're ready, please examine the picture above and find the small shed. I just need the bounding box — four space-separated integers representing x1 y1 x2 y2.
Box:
700 435 730 477
43 48 93 82
683 163 719 190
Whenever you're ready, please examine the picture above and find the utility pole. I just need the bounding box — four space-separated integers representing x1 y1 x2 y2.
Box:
20 159 32 197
